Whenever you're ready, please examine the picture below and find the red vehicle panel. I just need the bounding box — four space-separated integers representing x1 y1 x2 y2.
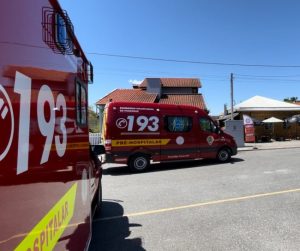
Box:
0 1 101 250
102 102 237 172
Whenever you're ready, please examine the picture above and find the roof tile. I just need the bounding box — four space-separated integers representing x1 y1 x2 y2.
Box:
159 94 206 109
96 89 157 105
140 78 201 88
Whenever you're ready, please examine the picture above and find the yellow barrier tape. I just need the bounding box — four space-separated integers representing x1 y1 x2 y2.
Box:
15 183 78 251
112 138 170 147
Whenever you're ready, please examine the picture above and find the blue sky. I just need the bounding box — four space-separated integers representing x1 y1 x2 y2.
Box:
60 0 300 114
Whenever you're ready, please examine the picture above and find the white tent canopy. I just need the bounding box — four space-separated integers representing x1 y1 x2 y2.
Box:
262 117 283 123
234 96 300 112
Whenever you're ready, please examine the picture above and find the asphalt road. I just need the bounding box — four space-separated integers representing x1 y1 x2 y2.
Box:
90 148 300 251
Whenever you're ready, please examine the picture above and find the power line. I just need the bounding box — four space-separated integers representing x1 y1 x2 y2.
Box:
236 74 300 78
237 78 300 82
235 75 300 82
94 71 229 82
2 41 300 70
94 67 229 78
88 52 300 69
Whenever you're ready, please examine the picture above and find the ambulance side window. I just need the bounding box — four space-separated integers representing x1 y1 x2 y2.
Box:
165 116 192 132
76 80 87 126
199 117 216 133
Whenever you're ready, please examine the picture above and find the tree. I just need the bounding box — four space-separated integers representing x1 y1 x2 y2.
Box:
88 106 100 132
283 97 298 103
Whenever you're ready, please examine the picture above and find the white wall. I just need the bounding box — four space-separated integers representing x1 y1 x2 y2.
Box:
224 120 245 147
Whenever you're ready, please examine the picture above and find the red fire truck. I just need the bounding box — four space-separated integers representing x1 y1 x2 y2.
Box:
102 101 237 172
0 1 102 250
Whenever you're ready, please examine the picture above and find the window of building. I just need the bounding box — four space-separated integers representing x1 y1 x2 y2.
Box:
76 80 87 125
165 116 192 132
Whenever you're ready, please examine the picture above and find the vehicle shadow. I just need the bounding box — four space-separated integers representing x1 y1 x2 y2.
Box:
103 157 244 176
89 201 145 251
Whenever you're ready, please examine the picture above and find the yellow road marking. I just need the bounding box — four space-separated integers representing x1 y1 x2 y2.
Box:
98 187 300 221
2 188 300 246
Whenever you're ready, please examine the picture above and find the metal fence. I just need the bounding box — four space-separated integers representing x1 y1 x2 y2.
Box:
89 133 102 145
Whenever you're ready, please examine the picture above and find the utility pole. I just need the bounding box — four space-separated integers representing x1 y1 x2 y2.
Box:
230 73 234 120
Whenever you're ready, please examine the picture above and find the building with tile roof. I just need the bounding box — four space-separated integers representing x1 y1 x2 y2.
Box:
158 94 205 108
95 78 207 132
96 78 206 109
96 89 158 105
138 78 201 89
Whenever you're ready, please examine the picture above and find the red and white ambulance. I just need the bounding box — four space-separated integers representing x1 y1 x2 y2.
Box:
102 101 237 172
0 1 101 250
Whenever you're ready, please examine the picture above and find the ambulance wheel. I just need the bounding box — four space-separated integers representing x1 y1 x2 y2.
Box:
129 154 150 172
217 148 231 162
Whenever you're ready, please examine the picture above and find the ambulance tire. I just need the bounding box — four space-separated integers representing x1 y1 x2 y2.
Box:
217 148 231 162
129 154 150 172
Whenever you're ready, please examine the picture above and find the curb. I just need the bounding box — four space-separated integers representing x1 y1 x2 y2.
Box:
238 146 300 152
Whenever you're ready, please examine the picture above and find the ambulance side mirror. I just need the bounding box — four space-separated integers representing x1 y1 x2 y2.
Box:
216 127 223 134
